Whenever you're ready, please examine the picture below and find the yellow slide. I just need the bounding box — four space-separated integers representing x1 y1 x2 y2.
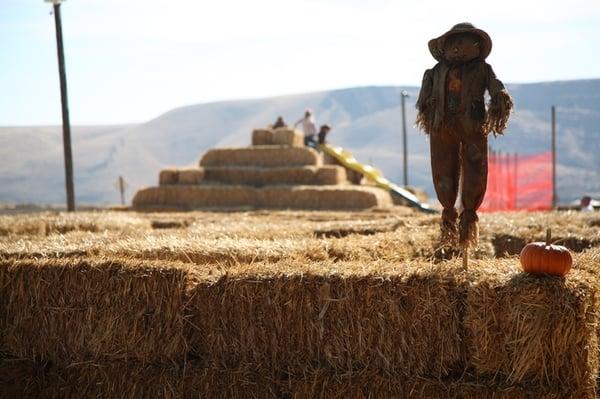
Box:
320 143 435 213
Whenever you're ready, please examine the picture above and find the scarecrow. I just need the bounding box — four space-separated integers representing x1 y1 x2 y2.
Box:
416 22 513 251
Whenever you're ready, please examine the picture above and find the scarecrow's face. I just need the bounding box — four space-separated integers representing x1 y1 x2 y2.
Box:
443 33 481 63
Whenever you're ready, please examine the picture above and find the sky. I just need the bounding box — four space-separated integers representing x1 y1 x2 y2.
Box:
1 0 599 126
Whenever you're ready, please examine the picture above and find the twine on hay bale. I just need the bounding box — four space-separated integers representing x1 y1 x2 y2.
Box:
464 260 600 396
0 257 190 366
0 212 150 237
200 147 322 168
185 260 468 378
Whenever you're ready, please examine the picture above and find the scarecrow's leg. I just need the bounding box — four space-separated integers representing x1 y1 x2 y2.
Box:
459 134 488 247
430 132 460 245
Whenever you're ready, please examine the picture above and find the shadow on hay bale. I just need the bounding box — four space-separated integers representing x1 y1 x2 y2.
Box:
1 358 579 399
492 234 594 258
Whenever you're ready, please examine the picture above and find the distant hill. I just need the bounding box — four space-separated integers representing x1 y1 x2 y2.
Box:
2 79 599 205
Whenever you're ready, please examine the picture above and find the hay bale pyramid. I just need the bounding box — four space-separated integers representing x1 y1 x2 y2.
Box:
133 127 392 210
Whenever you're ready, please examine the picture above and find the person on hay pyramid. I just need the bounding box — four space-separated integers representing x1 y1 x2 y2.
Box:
294 109 318 148
416 22 513 249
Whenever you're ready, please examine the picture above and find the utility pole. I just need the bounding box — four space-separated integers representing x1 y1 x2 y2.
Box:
47 0 75 211
551 106 557 209
401 90 409 187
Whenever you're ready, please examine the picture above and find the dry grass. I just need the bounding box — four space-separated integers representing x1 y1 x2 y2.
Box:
1 210 598 267
0 211 150 237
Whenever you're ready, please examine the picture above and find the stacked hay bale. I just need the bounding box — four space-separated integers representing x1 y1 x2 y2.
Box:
133 128 392 210
2 255 600 397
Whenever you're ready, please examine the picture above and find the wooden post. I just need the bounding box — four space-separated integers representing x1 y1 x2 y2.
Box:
118 176 126 205
401 91 409 187
52 2 75 211
551 106 557 209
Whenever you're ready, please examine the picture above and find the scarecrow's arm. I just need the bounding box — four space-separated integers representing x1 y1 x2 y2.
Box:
485 64 513 136
416 69 433 112
416 69 434 133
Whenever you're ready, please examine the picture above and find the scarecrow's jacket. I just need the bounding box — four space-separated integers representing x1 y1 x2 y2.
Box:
416 60 506 136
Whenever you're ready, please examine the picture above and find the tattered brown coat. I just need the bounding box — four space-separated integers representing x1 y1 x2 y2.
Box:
416 60 507 137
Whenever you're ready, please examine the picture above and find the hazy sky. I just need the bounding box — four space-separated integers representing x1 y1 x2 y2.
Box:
1 0 599 125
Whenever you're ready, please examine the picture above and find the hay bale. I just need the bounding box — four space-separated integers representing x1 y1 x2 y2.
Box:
200 147 321 168
0 257 190 365
464 262 600 396
255 186 391 210
203 166 318 186
316 165 347 185
272 128 303 147
269 370 569 399
132 185 254 210
133 185 391 210
159 169 179 186
251 129 274 146
204 166 346 186
323 152 339 165
185 260 467 378
177 168 204 185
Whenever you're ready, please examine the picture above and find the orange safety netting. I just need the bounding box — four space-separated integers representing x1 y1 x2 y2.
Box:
480 151 552 212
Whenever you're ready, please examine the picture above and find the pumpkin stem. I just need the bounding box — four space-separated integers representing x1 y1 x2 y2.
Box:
546 228 551 246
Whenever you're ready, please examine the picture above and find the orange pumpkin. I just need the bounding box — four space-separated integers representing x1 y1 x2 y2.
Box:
519 229 572 277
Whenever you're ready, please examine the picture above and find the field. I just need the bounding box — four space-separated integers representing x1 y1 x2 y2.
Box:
1 208 599 398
